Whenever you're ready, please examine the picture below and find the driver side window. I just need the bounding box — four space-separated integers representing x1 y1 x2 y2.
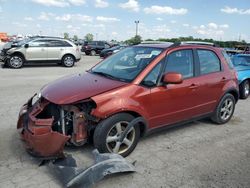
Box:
165 49 194 79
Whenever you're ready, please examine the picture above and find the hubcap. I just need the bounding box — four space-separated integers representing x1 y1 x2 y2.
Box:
244 82 249 97
64 56 74 66
10 56 22 68
106 121 135 154
220 98 234 121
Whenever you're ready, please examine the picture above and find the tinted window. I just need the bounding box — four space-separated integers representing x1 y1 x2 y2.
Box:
198 50 221 75
165 50 194 79
97 41 104 46
29 40 47 47
88 41 96 45
232 56 250 66
142 61 163 87
222 50 234 69
47 40 72 47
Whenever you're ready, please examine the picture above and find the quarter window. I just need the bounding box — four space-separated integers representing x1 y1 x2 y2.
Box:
142 61 163 87
165 50 194 79
198 50 221 75
47 40 72 47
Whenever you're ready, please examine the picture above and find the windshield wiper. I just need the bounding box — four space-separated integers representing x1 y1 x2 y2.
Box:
90 70 128 82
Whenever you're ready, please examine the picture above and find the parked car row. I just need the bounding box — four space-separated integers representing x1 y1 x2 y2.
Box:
0 37 81 68
17 42 240 158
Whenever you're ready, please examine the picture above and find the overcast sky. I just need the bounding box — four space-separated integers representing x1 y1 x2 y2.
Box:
0 0 250 42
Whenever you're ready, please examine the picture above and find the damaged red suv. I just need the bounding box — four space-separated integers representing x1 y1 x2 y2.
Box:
17 42 239 158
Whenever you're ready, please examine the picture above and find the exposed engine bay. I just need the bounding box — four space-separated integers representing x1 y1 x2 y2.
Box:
17 94 99 158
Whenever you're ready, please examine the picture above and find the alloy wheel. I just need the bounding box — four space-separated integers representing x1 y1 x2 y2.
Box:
244 82 250 97
64 56 74 67
106 121 135 154
220 98 234 121
9 56 23 68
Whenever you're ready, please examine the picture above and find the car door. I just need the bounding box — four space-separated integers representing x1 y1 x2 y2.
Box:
25 40 48 61
193 48 226 113
141 49 203 128
47 40 65 60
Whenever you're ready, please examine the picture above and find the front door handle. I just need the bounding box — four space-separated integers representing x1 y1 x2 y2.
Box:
189 84 199 89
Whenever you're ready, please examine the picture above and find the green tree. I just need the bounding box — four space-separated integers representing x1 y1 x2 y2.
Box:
85 33 94 41
64 32 69 39
125 35 142 45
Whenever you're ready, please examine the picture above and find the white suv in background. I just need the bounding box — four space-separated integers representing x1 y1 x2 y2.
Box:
2 38 81 68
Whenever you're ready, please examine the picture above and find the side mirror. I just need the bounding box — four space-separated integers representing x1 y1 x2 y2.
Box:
24 44 29 48
163 72 183 84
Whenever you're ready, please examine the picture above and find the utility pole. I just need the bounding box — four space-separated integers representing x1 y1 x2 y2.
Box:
135 20 139 36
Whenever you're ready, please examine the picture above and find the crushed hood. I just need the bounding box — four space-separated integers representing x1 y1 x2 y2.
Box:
41 72 127 104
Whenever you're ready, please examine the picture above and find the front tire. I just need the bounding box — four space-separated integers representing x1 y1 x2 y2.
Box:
62 55 75 67
239 80 249 99
93 113 140 157
8 55 24 68
211 93 235 124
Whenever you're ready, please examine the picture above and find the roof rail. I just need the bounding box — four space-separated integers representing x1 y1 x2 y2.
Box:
181 41 216 46
140 41 173 44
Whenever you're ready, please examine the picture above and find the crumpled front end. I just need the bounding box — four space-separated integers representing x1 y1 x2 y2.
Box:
17 94 97 158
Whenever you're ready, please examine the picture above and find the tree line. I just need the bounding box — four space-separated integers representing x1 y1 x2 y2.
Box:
63 32 248 48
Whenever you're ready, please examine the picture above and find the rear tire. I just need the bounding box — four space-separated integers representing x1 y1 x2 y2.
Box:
62 55 75 67
211 93 235 124
8 55 24 69
93 113 140 157
90 50 96 56
239 80 249 99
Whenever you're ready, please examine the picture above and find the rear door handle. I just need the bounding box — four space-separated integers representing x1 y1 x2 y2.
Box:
189 84 199 89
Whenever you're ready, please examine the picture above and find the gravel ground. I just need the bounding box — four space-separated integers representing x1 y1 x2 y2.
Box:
0 55 250 188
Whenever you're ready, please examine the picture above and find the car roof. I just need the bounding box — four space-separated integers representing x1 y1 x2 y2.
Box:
137 42 220 50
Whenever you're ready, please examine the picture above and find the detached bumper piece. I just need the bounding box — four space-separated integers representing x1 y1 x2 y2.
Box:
49 149 136 188
17 96 70 158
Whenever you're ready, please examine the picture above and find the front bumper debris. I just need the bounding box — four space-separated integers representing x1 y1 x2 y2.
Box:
17 96 70 158
48 149 136 188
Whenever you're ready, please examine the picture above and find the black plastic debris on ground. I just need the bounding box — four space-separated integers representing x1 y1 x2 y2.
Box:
48 149 136 188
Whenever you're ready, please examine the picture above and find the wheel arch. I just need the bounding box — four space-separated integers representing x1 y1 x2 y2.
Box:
11 52 26 61
61 53 76 61
224 88 239 103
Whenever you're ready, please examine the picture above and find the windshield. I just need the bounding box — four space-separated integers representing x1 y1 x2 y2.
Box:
232 56 250 66
90 46 163 82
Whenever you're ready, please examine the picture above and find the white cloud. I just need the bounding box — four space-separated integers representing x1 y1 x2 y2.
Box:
208 22 218 29
111 31 118 36
220 24 229 29
31 0 69 7
0 6 2 13
221 6 250 15
12 22 27 27
182 23 189 27
55 14 93 22
170 20 177 24
96 16 120 22
119 0 139 12
24 17 34 21
95 0 109 8
156 17 163 21
31 0 86 7
38 12 55 21
68 0 86 6
67 25 73 29
194 23 228 38
144 5 188 15
36 24 41 28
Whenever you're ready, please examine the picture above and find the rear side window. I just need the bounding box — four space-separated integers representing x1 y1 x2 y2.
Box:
197 50 221 75
165 49 194 79
97 41 104 46
88 41 96 45
47 40 72 47
222 50 234 69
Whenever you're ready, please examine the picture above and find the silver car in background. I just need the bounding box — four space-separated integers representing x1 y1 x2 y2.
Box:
1 37 81 68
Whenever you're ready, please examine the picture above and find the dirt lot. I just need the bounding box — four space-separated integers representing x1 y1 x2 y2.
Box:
0 55 250 188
